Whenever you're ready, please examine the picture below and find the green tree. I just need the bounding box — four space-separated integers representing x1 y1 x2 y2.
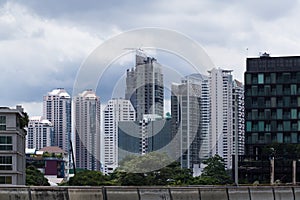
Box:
118 152 172 173
68 170 109 186
192 155 232 185
112 152 193 186
20 111 29 129
26 165 50 186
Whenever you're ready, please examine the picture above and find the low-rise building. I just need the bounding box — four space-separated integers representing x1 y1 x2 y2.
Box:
0 106 26 185
26 146 69 185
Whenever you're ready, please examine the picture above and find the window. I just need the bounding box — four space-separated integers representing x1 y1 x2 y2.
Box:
284 134 291 143
271 73 276 84
265 133 271 143
252 133 258 143
277 123 283 131
283 72 291 82
245 74 251 85
0 156 12 170
0 176 12 184
291 84 297 95
271 97 276 107
252 86 258 96
265 85 271 95
0 136 12 151
252 109 258 119
277 109 282 119
292 122 298 131
283 121 291 131
258 97 264 107
0 116 6 131
265 74 270 84
283 97 290 107
252 75 258 84
258 73 264 84
291 133 298 143
276 85 283 95
291 109 297 119
265 123 271 131
265 109 271 119
277 133 283 143
271 121 277 131
258 121 264 131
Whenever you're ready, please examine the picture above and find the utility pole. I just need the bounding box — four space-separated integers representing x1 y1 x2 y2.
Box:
293 160 296 185
270 157 274 185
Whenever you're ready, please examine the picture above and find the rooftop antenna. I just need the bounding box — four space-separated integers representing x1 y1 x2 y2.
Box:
123 47 148 57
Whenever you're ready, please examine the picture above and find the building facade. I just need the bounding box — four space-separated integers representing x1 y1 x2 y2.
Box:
43 88 71 153
74 90 101 171
209 68 234 169
125 53 164 121
232 80 245 156
103 98 135 174
171 74 207 170
118 115 172 164
26 116 53 150
240 54 300 183
0 106 26 185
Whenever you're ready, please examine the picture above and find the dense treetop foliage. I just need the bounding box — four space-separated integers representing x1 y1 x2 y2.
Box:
66 154 232 186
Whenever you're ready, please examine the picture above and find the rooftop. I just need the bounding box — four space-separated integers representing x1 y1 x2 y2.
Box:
39 146 67 154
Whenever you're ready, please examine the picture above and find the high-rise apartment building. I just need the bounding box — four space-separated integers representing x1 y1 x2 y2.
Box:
240 54 300 183
0 106 26 185
125 53 164 121
209 68 234 169
103 98 135 174
171 74 208 170
43 89 71 153
26 116 53 150
197 75 211 162
74 90 101 171
232 80 245 156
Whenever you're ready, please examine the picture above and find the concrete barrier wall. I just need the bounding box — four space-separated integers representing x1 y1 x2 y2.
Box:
294 187 300 199
170 187 199 200
200 187 228 200
273 187 294 200
228 187 250 200
249 187 274 200
106 187 139 200
139 188 171 200
30 187 69 200
0 186 299 200
68 187 103 200
0 188 30 200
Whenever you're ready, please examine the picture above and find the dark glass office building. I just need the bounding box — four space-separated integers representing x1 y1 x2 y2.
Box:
240 54 300 183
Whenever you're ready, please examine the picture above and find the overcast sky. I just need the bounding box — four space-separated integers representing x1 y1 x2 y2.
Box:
1 0 300 116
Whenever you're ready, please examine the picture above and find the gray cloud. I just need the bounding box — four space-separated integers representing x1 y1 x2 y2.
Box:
1 0 300 116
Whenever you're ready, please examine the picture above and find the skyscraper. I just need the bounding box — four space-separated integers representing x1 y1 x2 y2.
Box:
209 68 234 169
103 98 135 174
74 90 101 171
171 74 205 170
43 89 71 153
241 54 300 183
125 53 164 121
232 80 245 156
26 116 53 150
